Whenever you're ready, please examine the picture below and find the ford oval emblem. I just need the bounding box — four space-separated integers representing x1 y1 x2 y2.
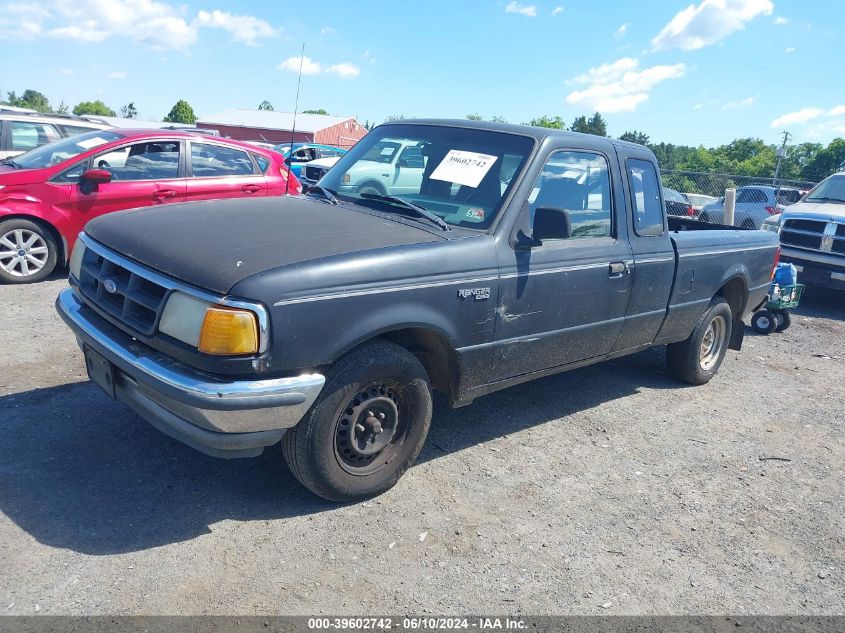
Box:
103 279 118 294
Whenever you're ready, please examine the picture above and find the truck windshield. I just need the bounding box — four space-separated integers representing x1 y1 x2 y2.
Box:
805 174 845 203
319 124 534 230
9 130 123 170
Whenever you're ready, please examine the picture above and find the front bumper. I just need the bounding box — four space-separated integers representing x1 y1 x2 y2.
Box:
56 288 325 458
780 250 845 293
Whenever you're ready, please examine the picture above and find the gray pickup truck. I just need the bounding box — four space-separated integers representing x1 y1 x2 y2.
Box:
57 120 778 501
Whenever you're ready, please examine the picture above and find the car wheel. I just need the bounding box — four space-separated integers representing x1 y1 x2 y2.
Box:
666 298 733 385
282 340 433 502
773 309 792 332
358 181 386 197
0 219 58 284
751 310 777 335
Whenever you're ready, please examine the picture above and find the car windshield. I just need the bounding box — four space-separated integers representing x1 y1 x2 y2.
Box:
10 130 123 169
804 174 845 203
319 124 535 230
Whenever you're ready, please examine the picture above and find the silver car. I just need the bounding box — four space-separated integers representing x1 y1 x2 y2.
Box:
699 186 784 228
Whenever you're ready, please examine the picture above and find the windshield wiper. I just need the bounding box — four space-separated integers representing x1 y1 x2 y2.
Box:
0 159 22 169
806 196 845 204
360 193 450 231
304 185 339 205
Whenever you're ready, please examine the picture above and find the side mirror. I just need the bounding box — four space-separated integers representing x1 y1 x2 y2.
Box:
532 207 572 242
396 158 409 168
80 169 112 184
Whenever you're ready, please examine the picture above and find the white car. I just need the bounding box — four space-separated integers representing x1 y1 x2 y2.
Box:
337 139 426 196
299 156 342 187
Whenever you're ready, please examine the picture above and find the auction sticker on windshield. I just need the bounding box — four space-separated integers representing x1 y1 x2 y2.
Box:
76 137 111 150
430 150 498 188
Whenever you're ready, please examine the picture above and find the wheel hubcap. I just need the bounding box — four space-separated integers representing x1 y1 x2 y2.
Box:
699 315 726 371
335 382 405 474
0 229 49 277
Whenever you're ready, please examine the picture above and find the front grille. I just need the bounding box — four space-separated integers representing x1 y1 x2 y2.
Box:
304 165 325 182
78 248 168 335
781 219 825 250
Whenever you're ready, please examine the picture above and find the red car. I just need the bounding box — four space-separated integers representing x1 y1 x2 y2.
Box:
0 129 301 283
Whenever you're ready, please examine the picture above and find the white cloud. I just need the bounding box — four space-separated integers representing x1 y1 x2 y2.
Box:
693 103 704 110
107 70 127 79
770 107 824 128
722 96 755 109
615 22 630 37
278 55 322 75
566 57 686 113
4 0 276 50
505 1 537 17
362 50 376 64
57 67 74 75
194 10 276 46
320 26 336 35
651 0 773 51
784 46 795 53
552 6 563 15
828 106 845 117
278 56 360 79
326 62 360 78
773 16 788 24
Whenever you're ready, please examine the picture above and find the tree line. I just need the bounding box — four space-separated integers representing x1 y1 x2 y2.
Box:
2 89 198 124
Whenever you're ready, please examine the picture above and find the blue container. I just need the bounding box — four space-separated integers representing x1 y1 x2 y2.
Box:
774 263 798 287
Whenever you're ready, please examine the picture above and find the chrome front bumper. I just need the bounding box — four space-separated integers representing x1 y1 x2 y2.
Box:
56 288 325 458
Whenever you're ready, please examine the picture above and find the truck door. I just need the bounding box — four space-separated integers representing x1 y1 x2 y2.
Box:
611 156 676 352
491 148 633 381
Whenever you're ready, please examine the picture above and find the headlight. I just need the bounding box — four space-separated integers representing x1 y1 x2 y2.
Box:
69 239 86 280
159 292 262 355
761 215 782 234
198 306 259 355
159 291 211 346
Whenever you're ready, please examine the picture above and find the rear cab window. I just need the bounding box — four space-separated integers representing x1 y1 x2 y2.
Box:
627 159 665 236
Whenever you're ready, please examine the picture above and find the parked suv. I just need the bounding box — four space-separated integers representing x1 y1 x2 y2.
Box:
0 129 300 283
0 112 112 159
699 186 784 228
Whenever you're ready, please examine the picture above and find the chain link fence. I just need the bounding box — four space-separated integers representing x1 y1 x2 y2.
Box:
662 170 818 228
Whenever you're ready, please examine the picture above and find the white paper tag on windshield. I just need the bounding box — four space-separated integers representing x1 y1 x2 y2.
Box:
76 137 110 150
430 150 498 189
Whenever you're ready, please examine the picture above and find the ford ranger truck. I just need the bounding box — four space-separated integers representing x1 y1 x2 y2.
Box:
57 120 779 501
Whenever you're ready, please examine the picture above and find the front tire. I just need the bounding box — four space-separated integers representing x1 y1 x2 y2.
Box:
667 298 733 385
282 340 433 502
0 219 58 284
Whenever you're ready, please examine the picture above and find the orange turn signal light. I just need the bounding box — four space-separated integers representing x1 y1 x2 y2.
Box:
198 306 259 356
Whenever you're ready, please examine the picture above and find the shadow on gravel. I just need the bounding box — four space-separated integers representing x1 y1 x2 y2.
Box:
0 347 682 555
792 286 845 321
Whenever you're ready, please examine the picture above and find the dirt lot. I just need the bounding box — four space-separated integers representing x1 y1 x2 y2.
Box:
0 276 843 615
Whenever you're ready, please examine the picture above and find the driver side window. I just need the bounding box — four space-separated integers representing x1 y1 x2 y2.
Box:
93 142 181 181
528 150 613 240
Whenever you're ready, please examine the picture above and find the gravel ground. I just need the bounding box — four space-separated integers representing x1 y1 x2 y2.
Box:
1 276 843 616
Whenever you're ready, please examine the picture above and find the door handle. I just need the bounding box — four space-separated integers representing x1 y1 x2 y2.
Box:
154 189 178 200
609 261 627 277
241 184 262 194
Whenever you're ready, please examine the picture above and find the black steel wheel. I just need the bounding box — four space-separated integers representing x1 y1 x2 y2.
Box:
282 340 432 502
751 309 776 334
774 309 792 332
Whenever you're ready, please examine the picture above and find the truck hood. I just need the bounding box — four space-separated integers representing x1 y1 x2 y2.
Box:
84 196 443 294
782 201 845 221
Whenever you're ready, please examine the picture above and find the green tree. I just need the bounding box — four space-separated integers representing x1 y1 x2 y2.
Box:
120 102 138 119
385 114 406 122
526 115 566 129
619 130 650 145
163 99 197 124
465 113 482 121
55 100 69 115
73 100 116 116
491 115 508 123
258 100 274 111
5 89 51 112
803 138 845 180
571 112 607 136
303 108 329 115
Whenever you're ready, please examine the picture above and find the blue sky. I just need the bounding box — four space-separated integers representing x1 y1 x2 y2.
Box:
1 0 843 147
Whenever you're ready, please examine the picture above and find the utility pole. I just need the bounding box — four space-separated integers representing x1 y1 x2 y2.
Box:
773 130 791 187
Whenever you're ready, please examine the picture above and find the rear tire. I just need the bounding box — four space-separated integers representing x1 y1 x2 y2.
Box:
774 309 792 332
751 310 777 334
0 219 58 284
667 298 733 385
282 340 433 502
